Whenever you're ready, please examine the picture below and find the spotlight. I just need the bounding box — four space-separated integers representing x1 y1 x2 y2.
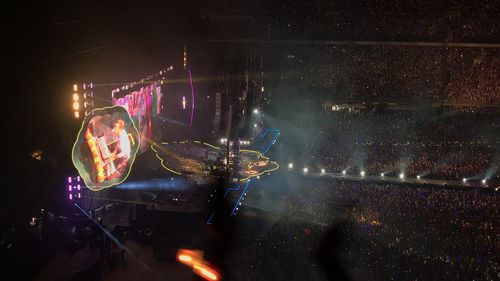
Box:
254 123 257 128
360 171 365 177
399 173 405 179
303 167 308 174
256 176 260 179
462 178 467 183
321 168 325 174
253 108 259 114
342 170 346 175
417 175 421 179
380 173 385 177
288 163 293 169
482 179 486 184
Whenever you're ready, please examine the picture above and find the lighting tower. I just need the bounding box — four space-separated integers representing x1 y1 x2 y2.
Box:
183 46 188 70
82 82 94 116
72 82 94 118
67 175 83 202
72 84 80 118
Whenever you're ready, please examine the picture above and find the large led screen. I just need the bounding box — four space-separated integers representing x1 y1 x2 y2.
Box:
72 106 140 191
112 82 162 152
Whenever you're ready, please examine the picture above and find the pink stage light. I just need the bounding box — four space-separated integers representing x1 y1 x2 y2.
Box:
69 194 73 200
68 177 72 183
187 69 195 127
77 184 81 191
182 96 186 110
69 185 72 191
78 193 81 198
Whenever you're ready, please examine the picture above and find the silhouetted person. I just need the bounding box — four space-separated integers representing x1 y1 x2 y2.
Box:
315 220 352 281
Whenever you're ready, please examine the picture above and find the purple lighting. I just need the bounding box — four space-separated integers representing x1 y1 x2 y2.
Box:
69 194 73 200
78 193 81 199
187 69 195 127
68 177 72 183
77 184 81 191
69 185 72 191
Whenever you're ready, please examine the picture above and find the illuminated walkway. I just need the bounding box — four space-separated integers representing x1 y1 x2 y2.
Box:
305 172 489 189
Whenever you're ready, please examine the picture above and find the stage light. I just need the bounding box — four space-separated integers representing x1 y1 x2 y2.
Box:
288 163 293 169
73 93 79 101
68 177 72 183
74 111 80 118
417 175 421 179
182 96 186 110
462 178 467 183
179 255 192 263
399 173 405 179
73 84 78 91
380 173 384 177
253 108 259 114
261 86 265 92
256 176 260 179
73 101 79 110
176 249 203 267
360 171 365 177
342 170 346 175
69 194 72 200
254 123 257 128
69 185 72 191
303 167 308 173
321 168 325 174
482 179 487 184
193 264 219 281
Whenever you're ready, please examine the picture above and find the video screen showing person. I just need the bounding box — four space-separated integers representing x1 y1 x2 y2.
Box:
72 106 140 191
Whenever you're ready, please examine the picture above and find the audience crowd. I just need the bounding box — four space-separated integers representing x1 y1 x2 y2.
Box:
229 179 499 281
294 109 499 182
261 0 500 42
278 45 500 104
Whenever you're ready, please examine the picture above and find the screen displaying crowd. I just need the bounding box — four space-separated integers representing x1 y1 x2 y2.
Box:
112 82 163 152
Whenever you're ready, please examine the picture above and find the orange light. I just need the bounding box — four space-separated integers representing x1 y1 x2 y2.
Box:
73 102 80 110
73 84 78 91
193 264 219 281
74 111 80 118
179 255 192 263
176 249 202 266
73 93 79 101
